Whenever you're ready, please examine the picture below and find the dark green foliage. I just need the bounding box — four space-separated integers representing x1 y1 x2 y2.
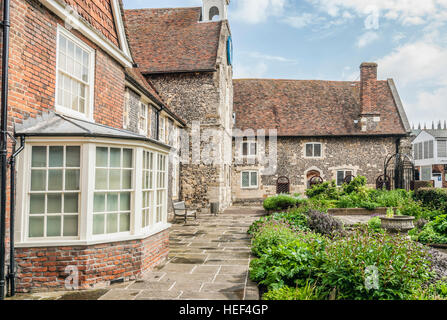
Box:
410 215 447 244
367 217 384 234
342 176 367 194
263 194 302 211
414 188 447 213
305 181 339 200
250 221 298 257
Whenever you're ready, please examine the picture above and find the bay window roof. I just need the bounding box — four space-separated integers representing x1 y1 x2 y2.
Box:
15 111 171 149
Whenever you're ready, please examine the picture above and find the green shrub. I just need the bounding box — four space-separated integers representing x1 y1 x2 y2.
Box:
263 194 301 211
367 217 384 234
262 282 320 300
414 188 447 212
410 215 447 244
250 221 297 257
342 176 367 194
249 231 326 289
317 229 433 300
410 279 447 300
305 181 339 200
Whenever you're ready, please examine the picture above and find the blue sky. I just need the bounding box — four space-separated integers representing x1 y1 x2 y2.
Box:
123 0 447 126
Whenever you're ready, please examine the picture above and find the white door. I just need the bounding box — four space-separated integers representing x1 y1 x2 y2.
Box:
433 174 443 188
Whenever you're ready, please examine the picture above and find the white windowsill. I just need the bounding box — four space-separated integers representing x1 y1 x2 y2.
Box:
16 223 171 248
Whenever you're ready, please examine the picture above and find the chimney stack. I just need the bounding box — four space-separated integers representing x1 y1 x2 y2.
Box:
359 62 379 131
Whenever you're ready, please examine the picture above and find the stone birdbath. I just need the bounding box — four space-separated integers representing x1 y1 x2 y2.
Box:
380 208 415 233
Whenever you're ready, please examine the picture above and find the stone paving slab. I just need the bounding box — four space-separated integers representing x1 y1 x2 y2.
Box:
98 207 264 301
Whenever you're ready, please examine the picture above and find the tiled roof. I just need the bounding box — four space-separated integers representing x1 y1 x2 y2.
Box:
233 79 408 137
124 7 222 74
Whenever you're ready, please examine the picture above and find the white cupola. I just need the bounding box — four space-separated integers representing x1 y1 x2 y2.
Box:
202 0 230 21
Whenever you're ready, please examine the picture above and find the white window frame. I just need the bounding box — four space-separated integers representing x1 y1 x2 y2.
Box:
242 140 257 157
55 26 95 121
139 102 148 135
159 116 166 143
336 170 353 186
142 149 155 230
305 143 323 158
241 170 259 189
123 90 130 129
16 137 170 247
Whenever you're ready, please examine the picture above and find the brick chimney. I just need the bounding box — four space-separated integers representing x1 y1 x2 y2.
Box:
359 62 380 131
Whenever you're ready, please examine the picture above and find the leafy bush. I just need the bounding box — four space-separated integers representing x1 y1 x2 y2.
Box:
263 194 302 211
317 229 433 300
410 215 447 244
248 210 309 235
305 181 339 200
306 210 344 236
249 231 326 289
250 221 298 257
263 282 320 300
342 176 367 194
410 279 447 300
414 188 447 213
367 216 384 234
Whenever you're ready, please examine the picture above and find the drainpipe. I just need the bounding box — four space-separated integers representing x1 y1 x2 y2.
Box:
0 0 11 301
7 134 24 297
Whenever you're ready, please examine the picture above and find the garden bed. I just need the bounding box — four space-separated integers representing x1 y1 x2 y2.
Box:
328 207 389 216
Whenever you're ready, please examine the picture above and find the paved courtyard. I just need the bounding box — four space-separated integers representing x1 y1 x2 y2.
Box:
98 207 265 300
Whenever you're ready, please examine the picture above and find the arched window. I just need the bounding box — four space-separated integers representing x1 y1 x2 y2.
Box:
209 6 220 21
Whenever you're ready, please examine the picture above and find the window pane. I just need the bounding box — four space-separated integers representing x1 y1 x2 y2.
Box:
250 143 256 156
93 214 105 235
48 169 63 191
242 142 248 156
64 193 78 213
49 146 63 167
110 148 121 167
30 194 45 214
94 193 106 212
107 213 118 234
251 172 258 186
123 149 133 168
314 144 321 157
47 216 61 237
65 169 80 190
47 194 62 214
120 213 130 232
96 147 108 167
107 193 118 211
32 146 47 167
242 172 249 187
31 170 46 191
63 215 78 237
29 216 44 238
337 171 345 186
122 170 132 189
95 169 108 190
306 144 313 157
66 146 80 167
120 193 131 211
109 169 121 189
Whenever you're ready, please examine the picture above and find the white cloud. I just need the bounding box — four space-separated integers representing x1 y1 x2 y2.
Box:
284 13 319 28
234 61 269 78
406 87 447 124
356 31 379 47
245 51 297 63
231 0 286 24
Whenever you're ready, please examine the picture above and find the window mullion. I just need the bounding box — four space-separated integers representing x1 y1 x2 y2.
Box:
134 148 143 235
81 143 95 240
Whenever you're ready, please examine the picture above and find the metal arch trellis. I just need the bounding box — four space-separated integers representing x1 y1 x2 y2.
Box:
379 153 416 191
276 176 290 194
309 176 323 189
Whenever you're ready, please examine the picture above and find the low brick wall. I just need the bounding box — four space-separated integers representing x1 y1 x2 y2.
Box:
15 229 169 293
328 207 389 216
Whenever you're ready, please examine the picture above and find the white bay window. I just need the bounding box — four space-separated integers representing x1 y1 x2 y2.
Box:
18 138 169 246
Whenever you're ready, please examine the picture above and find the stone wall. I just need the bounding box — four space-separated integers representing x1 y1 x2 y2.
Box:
232 136 399 201
146 23 233 213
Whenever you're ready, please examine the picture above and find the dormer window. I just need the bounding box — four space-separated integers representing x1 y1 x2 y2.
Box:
56 26 95 120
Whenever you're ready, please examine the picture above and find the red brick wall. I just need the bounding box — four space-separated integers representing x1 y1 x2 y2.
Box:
15 229 169 292
64 0 120 47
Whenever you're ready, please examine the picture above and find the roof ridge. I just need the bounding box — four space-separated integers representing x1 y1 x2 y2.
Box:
124 7 201 12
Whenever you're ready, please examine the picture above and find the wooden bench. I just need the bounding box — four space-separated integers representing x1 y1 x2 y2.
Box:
172 201 197 224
